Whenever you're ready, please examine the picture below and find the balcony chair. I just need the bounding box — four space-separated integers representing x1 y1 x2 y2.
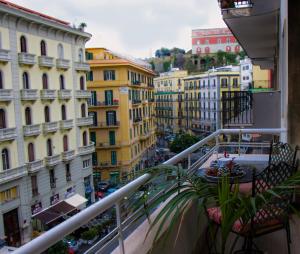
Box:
268 142 299 167
206 162 297 254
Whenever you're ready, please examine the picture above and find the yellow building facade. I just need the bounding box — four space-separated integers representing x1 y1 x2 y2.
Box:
86 48 156 184
154 70 187 136
0 2 94 246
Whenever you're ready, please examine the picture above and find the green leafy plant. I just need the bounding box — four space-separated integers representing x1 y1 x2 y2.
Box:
47 240 68 254
81 228 98 240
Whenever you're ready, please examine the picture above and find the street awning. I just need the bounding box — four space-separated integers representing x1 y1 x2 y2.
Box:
32 201 76 225
65 194 87 208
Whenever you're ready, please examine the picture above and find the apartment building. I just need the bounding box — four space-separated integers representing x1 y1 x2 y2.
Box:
0 1 95 246
86 48 156 185
183 67 240 135
154 69 187 136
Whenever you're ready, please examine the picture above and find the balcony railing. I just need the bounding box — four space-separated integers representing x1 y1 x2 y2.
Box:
61 150 75 161
45 154 61 167
0 89 13 101
56 58 70 70
0 166 27 185
91 121 120 128
0 127 17 141
23 124 41 137
133 117 142 123
18 52 35 66
38 56 54 68
88 100 119 107
75 90 91 99
76 116 94 127
60 120 73 130
26 160 44 173
40 90 56 100
20 89 39 101
0 49 11 62
58 90 72 100
74 61 90 72
96 142 123 149
78 142 95 156
13 127 286 254
43 122 59 134
132 99 142 105
219 0 253 17
97 161 122 168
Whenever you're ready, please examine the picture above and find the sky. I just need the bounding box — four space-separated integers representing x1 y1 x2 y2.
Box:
11 0 226 58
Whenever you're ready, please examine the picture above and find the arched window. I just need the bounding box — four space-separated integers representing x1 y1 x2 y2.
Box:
47 139 53 156
40 40 47 56
0 109 6 129
63 135 68 152
42 73 48 89
59 75 65 90
61 105 67 120
2 148 10 170
57 43 64 59
82 131 87 146
78 48 83 62
22 72 30 89
20 36 27 53
25 107 32 125
80 76 85 90
44 106 50 123
28 143 35 162
0 71 3 89
81 103 86 117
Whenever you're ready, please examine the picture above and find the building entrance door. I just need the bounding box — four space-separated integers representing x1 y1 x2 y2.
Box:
3 208 21 247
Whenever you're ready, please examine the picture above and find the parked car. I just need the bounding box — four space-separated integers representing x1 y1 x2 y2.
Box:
97 181 110 192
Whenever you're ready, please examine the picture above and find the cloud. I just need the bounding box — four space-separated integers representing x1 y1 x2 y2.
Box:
10 0 226 58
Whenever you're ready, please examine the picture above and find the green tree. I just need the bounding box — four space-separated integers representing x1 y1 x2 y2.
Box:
184 58 196 73
163 60 171 72
47 240 68 254
78 22 87 31
170 134 199 153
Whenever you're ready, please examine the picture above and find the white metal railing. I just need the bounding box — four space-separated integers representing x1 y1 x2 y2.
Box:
13 128 286 254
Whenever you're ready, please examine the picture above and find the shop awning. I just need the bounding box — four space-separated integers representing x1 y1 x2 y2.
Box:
65 194 87 208
32 201 76 225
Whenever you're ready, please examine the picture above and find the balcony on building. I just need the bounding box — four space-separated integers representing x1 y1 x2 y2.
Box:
97 161 122 168
61 150 75 162
75 90 91 99
78 142 95 156
43 122 59 134
20 89 39 101
23 124 41 137
88 99 119 108
133 117 142 124
18 52 35 66
76 116 94 127
26 159 44 173
140 132 151 141
58 90 72 100
0 89 14 102
40 90 56 100
74 61 90 72
0 49 11 63
96 142 123 149
60 119 73 130
0 166 27 185
91 121 120 129
56 58 70 70
132 99 142 105
45 154 61 167
0 127 17 142
38 56 54 68
131 80 141 86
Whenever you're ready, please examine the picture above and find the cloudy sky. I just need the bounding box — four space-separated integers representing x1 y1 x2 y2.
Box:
12 0 226 58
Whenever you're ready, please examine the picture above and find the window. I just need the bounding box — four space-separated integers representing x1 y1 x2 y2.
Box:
66 164 71 182
31 175 38 196
28 143 35 162
80 76 85 90
111 151 117 165
40 40 47 56
0 187 18 203
44 106 50 122
0 71 3 89
81 103 86 117
20 36 27 53
57 43 64 59
49 169 55 185
47 139 53 156
2 148 9 170
0 109 6 129
22 72 30 89
42 73 48 89
105 90 113 105
82 131 88 146
83 159 90 168
233 78 238 88
78 48 84 62
221 78 228 88
59 75 65 90
90 131 96 143
86 52 93 60
106 111 117 126
25 107 32 125
61 105 67 120
104 70 116 81
87 71 93 81
63 135 68 152
109 131 116 145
